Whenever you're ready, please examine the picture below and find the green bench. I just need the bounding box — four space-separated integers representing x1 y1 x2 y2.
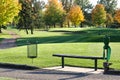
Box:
53 54 106 71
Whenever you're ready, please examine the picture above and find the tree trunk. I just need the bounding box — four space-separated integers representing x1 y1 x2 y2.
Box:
67 21 70 28
74 23 76 28
106 24 108 28
25 24 29 34
53 23 56 28
25 28 29 34
80 22 83 27
31 26 33 34
24 21 29 34
60 22 63 28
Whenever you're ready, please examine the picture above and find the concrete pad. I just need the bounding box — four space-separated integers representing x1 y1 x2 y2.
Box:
44 66 104 74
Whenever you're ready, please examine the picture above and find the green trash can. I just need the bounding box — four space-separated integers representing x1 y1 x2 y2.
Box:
27 42 38 59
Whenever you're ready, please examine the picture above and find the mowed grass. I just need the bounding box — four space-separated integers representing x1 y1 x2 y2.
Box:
0 42 120 69
0 28 120 69
0 43 104 68
0 77 16 80
15 28 120 46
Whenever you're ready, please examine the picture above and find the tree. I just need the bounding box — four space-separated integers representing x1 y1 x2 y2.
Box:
12 16 20 27
98 0 117 14
32 0 45 29
74 0 93 12
18 0 43 34
74 0 93 27
0 0 21 33
106 13 113 27
114 9 120 24
18 0 33 34
60 0 74 27
44 0 65 28
60 0 73 12
92 4 106 26
67 5 84 27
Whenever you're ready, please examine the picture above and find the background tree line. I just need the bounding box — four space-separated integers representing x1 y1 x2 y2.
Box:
0 0 120 34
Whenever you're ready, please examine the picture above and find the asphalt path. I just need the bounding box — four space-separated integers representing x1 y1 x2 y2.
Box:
0 68 120 80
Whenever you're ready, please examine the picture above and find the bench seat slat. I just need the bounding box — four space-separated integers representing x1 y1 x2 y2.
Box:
53 54 105 59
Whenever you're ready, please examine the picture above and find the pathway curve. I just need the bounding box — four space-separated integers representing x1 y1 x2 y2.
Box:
0 30 21 49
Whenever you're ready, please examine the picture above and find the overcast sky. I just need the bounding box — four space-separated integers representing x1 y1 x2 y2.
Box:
90 0 120 8
43 0 120 8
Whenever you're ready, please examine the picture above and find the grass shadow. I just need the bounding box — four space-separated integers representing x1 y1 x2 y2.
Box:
16 28 120 46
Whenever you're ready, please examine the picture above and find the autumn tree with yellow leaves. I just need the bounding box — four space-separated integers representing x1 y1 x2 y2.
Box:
92 4 106 27
114 9 120 24
0 0 21 33
67 5 84 27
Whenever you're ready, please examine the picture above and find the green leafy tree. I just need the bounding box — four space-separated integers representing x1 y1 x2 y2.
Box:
33 0 45 29
60 0 73 12
74 0 93 12
0 0 21 33
98 0 117 14
12 16 20 27
44 0 65 28
18 0 33 34
18 0 44 34
92 4 106 27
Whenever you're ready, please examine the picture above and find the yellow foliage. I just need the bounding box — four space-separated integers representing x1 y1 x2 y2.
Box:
67 5 84 26
0 0 21 26
114 9 120 23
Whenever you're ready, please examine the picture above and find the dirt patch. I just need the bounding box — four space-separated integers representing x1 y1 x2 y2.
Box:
0 30 20 49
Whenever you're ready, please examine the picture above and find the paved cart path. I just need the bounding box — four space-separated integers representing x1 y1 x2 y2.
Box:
0 30 20 49
0 67 120 80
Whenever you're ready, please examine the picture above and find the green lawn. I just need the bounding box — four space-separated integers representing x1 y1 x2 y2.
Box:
16 28 120 46
0 27 120 70
0 77 16 80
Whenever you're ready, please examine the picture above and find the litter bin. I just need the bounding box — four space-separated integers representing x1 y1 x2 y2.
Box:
27 42 38 59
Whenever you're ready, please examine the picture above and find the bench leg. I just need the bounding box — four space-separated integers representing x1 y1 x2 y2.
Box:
95 59 97 71
62 57 64 68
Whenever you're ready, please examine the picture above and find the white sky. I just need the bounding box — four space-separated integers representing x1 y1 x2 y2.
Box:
43 0 120 8
90 0 120 8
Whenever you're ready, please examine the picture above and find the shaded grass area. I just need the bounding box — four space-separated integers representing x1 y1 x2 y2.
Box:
16 28 120 46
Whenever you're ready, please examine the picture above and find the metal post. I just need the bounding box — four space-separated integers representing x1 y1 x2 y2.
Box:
62 57 64 68
95 59 97 71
